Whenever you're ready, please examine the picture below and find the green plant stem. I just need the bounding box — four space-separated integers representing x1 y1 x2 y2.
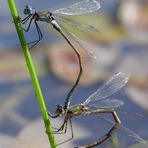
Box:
7 0 56 147
110 134 118 148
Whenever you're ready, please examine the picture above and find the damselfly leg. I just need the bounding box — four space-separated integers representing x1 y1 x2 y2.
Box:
47 111 74 146
19 15 43 49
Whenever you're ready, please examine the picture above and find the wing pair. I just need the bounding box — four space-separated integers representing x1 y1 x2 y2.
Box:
51 0 101 59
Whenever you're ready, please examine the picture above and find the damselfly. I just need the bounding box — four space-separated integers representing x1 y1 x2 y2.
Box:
19 0 101 110
48 72 145 147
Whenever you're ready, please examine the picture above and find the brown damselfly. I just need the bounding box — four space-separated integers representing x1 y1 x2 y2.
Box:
48 72 145 147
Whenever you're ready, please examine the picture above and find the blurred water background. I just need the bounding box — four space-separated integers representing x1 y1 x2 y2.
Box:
0 0 148 147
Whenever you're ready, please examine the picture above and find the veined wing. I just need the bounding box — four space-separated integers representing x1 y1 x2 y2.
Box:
100 116 145 144
60 24 97 59
83 72 129 105
54 15 101 33
53 0 101 15
89 99 124 109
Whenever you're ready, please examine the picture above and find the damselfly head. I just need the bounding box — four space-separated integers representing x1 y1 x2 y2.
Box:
24 5 34 15
55 105 65 115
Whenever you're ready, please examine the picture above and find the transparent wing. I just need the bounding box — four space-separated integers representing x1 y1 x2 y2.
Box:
53 0 101 15
89 99 124 109
60 24 97 59
54 15 101 33
83 72 129 105
100 116 145 144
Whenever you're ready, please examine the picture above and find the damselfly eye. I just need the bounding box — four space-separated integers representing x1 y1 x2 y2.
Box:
56 105 64 114
24 5 33 15
59 108 64 113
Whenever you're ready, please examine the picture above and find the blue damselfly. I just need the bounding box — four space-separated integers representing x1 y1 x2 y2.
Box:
19 0 101 110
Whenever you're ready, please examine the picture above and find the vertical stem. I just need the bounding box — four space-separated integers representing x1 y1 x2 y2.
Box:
110 135 118 148
7 0 56 147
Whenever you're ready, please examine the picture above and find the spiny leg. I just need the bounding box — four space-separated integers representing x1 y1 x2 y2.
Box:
56 118 75 146
57 117 73 136
64 118 74 142
51 120 68 134
46 111 64 134
17 15 34 46
56 117 68 132
45 119 69 146
47 110 68 133
21 17 33 32
19 15 32 24
19 15 42 49
27 20 43 49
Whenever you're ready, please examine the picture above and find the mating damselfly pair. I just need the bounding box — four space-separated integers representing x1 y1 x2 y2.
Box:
19 0 145 147
19 0 101 111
